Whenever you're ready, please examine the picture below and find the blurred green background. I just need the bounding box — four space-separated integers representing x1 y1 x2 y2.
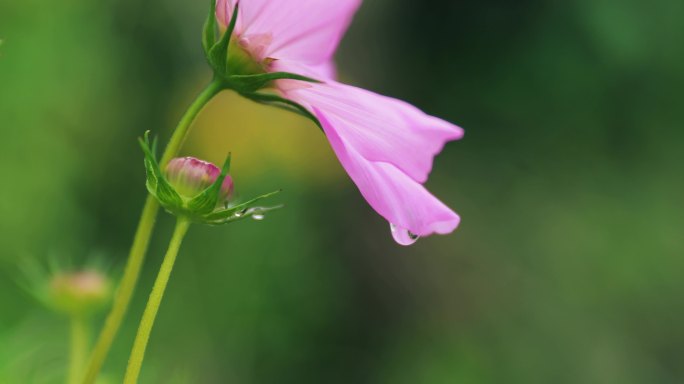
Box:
1 0 684 382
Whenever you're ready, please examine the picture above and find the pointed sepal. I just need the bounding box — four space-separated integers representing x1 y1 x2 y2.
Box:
139 131 182 209
206 1 239 77
227 72 321 93
187 153 232 215
211 204 284 225
242 92 322 130
203 190 283 224
202 0 218 55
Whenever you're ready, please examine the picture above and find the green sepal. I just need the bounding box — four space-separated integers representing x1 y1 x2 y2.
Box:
207 1 239 77
227 72 320 93
208 205 284 225
142 136 158 192
208 27 231 76
203 190 282 223
187 153 232 215
242 92 322 130
139 132 182 209
202 0 218 55
139 132 159 193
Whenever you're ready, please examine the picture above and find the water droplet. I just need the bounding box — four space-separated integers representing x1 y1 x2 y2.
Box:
390 223 420 246
244 207 266 221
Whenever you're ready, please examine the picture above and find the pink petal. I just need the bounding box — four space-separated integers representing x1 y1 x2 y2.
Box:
216 0 361 73
276 62 464 184
213 2 463 239
313 108 461 237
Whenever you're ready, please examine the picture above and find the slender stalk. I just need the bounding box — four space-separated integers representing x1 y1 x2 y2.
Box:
80 195 158 384
123 219 191 384
68 316 89 384
159 80 224 166
81 80 223 384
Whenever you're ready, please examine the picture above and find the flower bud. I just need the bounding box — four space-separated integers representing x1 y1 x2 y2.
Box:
166 157 234 201
140 132 281 225
49 270 112 316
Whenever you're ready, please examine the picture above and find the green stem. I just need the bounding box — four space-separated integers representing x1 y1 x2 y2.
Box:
68 316 89 384
123 219 191 384
159 80 224 166
81 80 223 384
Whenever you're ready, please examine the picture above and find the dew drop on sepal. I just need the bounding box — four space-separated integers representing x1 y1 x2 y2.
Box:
390 223 420 246
245 207 266 221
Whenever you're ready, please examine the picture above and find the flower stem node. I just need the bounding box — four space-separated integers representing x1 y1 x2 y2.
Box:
140 131 282 224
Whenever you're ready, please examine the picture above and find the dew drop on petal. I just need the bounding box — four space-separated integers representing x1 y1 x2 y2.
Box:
390 223 420 246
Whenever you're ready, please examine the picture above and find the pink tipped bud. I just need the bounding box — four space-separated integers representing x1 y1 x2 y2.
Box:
165 157 234 201
49 270 112 316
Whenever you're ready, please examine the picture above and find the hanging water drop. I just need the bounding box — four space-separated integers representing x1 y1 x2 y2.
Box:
390 223 420 246
245 207 265 221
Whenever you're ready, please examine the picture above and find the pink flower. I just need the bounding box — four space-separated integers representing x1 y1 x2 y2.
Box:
216 0 463 245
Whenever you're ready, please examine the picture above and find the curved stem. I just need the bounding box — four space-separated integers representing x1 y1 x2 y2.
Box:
81 80 223 384
159 80 224 167
67 316 89 384
123 219 191 384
